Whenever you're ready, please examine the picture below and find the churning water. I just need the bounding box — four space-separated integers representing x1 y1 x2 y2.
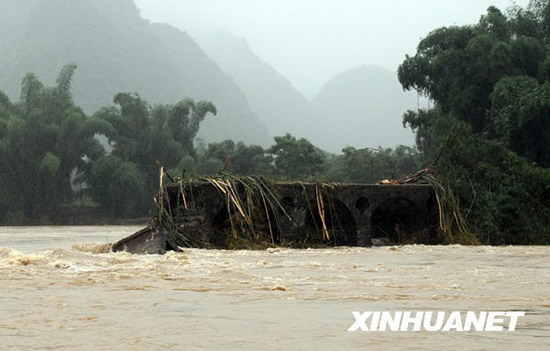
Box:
0 226 548 350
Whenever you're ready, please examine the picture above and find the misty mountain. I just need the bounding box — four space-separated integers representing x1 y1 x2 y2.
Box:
310 65 416 152
0 0 270 145
195 31 318 141
195 31 417 152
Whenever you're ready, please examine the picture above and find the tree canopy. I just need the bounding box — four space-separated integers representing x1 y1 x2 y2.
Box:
0 64 103 222
398 0 550 244
399 2 550 166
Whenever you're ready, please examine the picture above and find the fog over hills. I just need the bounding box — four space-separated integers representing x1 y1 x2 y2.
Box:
310 65 416 152
0 0 270 145
195 31 319 141
195 32 417 152
0 0 418 152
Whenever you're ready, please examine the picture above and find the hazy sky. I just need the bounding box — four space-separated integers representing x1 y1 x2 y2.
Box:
134 0 530 98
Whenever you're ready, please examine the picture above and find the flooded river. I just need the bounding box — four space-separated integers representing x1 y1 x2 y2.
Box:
0 226 548 350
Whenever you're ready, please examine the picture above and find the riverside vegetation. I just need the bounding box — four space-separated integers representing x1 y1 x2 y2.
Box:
1 1 550 245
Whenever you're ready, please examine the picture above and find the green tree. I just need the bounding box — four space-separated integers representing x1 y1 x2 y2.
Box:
198 140 273 176
324 146 420 183
95 93 216 167
490 76 550 167
398 5 548 134
267 133 326 180
88 155 147 217
0 65 104 223
397 1 550 244
92 93 217 214
168 99 217 157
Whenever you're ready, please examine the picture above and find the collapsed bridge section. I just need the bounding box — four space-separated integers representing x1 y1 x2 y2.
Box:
113 178 439 253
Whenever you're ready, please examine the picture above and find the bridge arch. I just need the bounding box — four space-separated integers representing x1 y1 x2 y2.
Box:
355 196 370 214
303 197 357 246
370 196 431 245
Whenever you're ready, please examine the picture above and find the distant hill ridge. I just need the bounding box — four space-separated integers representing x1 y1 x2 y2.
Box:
310 65 416 151
195 33 417 152
196 31 319 142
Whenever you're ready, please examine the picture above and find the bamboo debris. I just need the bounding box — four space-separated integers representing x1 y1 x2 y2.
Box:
155 172 299 248
179 182 188 209
154 170 351 248
315 184 330 241
378 168 431 185
426 174 479 245
380 168 478 245
153 168 475 248
158 167 164 223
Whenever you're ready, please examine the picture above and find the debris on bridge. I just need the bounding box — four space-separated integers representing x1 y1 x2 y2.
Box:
111 168 476 254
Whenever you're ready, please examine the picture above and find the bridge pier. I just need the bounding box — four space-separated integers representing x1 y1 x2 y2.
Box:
354 209 373 247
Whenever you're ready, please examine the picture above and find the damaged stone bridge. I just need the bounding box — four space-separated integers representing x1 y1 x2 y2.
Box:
113 180 439 253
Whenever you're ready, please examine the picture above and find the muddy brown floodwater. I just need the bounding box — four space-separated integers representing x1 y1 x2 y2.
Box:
0 226 548 350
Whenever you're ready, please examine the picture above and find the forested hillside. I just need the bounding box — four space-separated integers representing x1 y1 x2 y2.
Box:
0 0 270 145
